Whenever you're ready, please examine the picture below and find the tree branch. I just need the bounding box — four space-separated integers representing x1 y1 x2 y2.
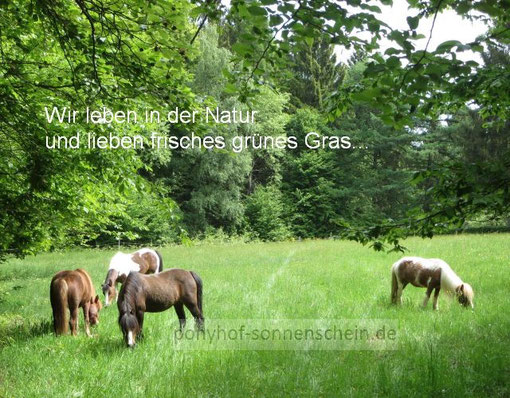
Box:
74 0 102 90
399 0 443 90
246 2 303 85
190 0 217 45
190 15 208 45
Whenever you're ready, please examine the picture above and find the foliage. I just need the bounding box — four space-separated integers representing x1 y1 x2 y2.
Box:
158 25 291 237
280 104 417 241
185 0 509 250
158 26 252 234
0 0 194 259
213 0 509 126
86 187 182 247
337 50 510 251
2 0 510 257
283 37 346 111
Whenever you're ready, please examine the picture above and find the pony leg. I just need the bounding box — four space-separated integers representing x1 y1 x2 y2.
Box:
396 282 406 305
70 306 79 336
115 282 119 302
137 310 145 340
184 302 204 331
423 285 434 308
433 287 440 310
174 303 186 331
391 271 399 304
82 302 91 337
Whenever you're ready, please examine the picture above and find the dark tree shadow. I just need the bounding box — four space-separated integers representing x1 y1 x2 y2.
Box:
0 318 52 347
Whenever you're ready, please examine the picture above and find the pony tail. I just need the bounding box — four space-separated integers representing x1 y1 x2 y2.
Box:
50 278 68 335
391 268 398 304
190 271 203 314
155 250 163 273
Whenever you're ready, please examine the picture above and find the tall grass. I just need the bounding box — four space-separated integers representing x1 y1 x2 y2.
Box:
1 234 509 397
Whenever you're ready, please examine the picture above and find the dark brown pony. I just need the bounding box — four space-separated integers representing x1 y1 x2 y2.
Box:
118 269 203 347
50 269 102 336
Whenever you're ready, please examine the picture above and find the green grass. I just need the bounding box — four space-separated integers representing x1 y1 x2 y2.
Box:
1 235 509 397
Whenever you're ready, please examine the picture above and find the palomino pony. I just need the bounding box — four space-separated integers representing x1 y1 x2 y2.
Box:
50 269 102 336
118 269 204 347
391 257 474 310
102 248 163 306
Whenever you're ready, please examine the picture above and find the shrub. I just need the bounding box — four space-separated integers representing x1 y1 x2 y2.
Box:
245 185 290 241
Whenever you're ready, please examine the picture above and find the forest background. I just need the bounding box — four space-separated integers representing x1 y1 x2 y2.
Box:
1 0 508 260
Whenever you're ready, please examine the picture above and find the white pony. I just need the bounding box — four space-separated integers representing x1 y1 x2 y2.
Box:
391 257 474 310
101 248 163 306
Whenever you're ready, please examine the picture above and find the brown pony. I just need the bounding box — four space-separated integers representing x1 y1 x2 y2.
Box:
50 269 102 336
118 269 203 347
102 248 163 307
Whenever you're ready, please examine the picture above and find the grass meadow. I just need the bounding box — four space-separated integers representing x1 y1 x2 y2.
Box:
1 234 509 397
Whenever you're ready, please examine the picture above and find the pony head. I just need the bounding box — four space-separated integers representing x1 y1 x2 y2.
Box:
456 283 474 309
118 306 140 347
89 295 102 325
102 282 116 307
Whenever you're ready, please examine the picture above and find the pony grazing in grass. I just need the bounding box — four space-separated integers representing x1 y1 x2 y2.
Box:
391 257 474 310
102 248 163 307
118 269 203 347
50 269 102 336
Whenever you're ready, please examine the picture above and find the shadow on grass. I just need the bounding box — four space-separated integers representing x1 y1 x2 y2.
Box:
86 336 127 356
0 315 52 347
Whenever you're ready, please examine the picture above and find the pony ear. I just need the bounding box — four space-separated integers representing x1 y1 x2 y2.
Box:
460 284 464 292
95 295 100 303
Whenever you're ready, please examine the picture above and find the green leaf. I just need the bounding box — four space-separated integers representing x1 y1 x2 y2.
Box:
269 15 283 26
247 6 267 16
385 47 401 56
406 16 419 30
232 42 252 56
435 40 463 53
223 83 238 94
365 62 386 75
386 56 400 68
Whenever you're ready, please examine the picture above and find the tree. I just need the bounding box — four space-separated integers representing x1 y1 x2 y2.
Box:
154 25 253 235
0 0 194 259
155 25 292 236
196 0 510 250
281 99 417 240
245 185 290 241
283 37 345 111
